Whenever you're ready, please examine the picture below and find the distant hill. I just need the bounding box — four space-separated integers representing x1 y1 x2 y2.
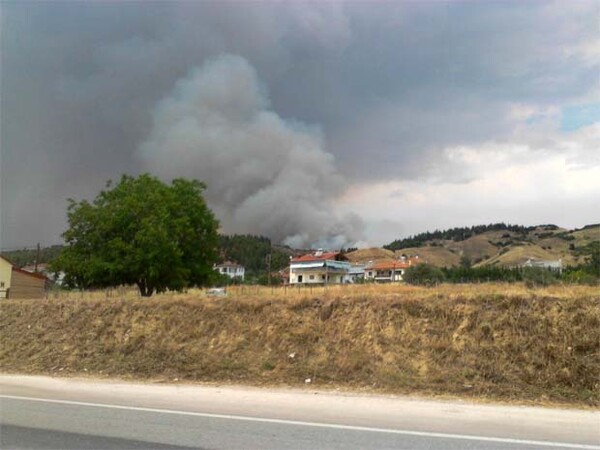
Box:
383 223 599 268
218 234 293 274
0 245 63 268
4 224 598 272
344 247 395 263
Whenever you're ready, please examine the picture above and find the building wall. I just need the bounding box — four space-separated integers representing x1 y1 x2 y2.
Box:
289 269 345 284
0 258 12 298
364 268 405 282
216 265 245 280
9 269 46 299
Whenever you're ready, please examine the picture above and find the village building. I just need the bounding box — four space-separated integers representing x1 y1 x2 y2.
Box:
344 264 366 283
214 261 245 280
522 258 563 273
0 256 49 299
364 256 420 282
289 250 351 285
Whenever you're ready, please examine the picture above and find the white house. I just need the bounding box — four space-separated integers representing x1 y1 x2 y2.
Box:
363 256 420 283
289 250 351 285
214 261 245 280
522 258 562 273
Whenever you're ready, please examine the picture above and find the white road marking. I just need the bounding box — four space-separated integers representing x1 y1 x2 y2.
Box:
1 394 598 449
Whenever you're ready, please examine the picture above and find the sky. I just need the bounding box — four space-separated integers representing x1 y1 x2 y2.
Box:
1 1 599 249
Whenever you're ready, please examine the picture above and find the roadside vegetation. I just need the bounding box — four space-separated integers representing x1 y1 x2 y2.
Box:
2 283 598 407
52 174 220 296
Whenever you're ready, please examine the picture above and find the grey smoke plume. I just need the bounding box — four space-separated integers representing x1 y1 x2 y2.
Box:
137 55 363 248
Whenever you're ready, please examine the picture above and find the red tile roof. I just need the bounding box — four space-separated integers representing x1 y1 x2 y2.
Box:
368 258 417 271
291 251 340 262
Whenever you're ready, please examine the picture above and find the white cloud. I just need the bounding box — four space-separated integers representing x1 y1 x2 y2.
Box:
340 125 600 245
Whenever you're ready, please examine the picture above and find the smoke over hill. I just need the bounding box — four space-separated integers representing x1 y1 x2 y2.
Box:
137 55 363 248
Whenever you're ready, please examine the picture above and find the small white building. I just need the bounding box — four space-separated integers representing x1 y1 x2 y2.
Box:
289 250 351 285
522 258 562 273
214 261 245 280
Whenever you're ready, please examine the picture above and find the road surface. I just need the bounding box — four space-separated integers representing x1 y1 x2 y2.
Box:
1 375 598 449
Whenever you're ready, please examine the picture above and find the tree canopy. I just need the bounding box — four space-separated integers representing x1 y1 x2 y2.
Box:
53 174 219 296
384 223 551 250
218 234 291 277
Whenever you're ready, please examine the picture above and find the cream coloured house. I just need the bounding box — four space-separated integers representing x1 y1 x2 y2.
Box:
289 250 351 285
0 256 49 299
0 256 12 298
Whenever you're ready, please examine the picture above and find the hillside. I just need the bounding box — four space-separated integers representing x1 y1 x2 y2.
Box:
345 247 395 263
383 223 599 268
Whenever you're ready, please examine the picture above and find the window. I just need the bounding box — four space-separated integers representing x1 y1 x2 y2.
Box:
0 281 4 288
368 271 372 276
298 275 303 283
309 275 314 280
321 274 325 280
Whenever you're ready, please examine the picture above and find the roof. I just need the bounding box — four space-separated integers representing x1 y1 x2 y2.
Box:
12 266 49 281
291 251 342 263
215 261 244 268
367 259 414 271
0 255 15 266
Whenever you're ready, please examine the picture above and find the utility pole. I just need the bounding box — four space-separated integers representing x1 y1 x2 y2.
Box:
34 243 41 272
266 254 272 285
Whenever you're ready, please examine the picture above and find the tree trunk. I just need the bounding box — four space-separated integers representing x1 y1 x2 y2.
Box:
137 280 154 297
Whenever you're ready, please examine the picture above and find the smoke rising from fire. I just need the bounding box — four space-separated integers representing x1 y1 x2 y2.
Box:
137 55 363 248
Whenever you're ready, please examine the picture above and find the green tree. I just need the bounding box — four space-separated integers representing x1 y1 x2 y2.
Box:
403 263 446 286
522 267 557 288
459 255 472 269
53 174 219 296
586 241 600 276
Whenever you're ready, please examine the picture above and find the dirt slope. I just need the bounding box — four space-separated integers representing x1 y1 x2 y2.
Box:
394 247 460 267
346 248 395 263
2 286 598 406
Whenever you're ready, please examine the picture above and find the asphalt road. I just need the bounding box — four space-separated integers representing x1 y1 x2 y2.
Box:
1 375 598 450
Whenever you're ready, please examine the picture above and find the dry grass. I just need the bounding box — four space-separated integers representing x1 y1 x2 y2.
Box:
393 247 460 267
2 283 599 406
345 247 395 263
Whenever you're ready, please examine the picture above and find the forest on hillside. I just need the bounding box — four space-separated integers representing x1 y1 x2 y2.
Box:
384 223 558 250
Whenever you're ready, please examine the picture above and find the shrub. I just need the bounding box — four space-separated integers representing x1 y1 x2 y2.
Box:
522 267 557 288
403 264 446 286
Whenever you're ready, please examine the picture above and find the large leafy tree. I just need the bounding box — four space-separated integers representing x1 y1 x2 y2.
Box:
54 174 219 296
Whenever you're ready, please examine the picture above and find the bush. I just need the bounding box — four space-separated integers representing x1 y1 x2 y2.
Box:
522 267 557 288
403 264 446 286
563 270 598 286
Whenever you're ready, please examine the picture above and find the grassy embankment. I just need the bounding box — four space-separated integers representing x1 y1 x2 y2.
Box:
1 283 598 406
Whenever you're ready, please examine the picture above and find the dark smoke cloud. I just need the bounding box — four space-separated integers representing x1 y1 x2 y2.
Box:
1 2 597 248
137 55 363 248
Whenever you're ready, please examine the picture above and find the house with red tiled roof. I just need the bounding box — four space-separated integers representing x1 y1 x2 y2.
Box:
289 250 351 285
364 256 420 282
